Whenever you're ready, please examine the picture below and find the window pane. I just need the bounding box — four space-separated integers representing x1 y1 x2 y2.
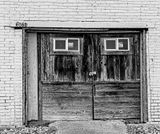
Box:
118 39 129 50
106 40 116 50
55 40 66 50
68 39 79 51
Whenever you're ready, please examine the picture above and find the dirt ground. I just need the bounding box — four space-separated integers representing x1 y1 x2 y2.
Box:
50 120 127 134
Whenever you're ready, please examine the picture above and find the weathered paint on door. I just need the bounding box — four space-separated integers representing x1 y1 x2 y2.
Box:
38 33 140 121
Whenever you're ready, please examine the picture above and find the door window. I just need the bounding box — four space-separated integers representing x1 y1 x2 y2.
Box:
53 38 80 52
105 38 117 51
118 38 129 51
104 38 129 51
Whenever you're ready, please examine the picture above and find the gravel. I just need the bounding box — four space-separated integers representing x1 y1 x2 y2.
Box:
127 124 160 134
0 126 57 134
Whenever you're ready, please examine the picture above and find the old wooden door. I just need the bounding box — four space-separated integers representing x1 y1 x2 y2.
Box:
93 33 140 121
38 33 140 121
39 33 93 120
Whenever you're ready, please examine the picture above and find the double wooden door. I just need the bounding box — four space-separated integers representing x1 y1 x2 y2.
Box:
38 33 141 121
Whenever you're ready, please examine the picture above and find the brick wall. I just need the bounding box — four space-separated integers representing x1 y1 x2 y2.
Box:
0 0 160 125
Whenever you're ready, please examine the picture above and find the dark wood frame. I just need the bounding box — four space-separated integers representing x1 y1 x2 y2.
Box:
140 30 148 122
22 28 28 125
37 33 43 121
22 28 148 124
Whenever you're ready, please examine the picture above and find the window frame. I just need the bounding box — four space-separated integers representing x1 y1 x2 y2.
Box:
104 38 117 51
53 38 67 51
117 38 130 51
67 38 80 52
104 38 130 51
53 38 80 52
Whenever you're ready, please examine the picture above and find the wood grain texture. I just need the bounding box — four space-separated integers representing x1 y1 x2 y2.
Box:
40 33 140 82
41 83 140 121
94 83 140 120
140 30 148 122
22 29 28 125
42 84 92 120
100 34 140 81
37 33 42 120
38 33 141 121
41 33 93 82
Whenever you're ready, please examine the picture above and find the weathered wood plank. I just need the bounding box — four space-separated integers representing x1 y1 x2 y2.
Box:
101 56 107 81
114 56 120 80
22 29 27 125
107 55 114 80
135 34 140 79
95 96 140 102
42 84 92 92
140 30 148 122
92 34 101 80
120 55 126 80
37 33 43 121
94 83 140 120
42 84 92 120
94 101 140 108
81 34 93 81
96 83 140 89
94 107 140 119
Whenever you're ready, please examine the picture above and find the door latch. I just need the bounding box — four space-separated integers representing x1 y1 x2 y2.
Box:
89 71 96 77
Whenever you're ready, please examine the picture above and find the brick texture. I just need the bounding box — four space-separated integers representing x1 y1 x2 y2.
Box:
0 0 160 125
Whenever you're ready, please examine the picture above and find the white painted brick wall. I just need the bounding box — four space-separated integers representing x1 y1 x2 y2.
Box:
0 0 160 125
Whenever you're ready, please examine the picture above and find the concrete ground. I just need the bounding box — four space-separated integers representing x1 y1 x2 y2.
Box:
49 120 127 134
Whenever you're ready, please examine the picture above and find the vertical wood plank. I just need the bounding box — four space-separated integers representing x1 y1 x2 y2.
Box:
127 55 132 80
94 34 101 81
131 40 136 80
120 55 125 80
101 56 108 81
140 30 148 122
113 56 116 80
124 56 127 80
134 35 138 80
82 34 92 81
37 33 42 121
41 34 45 81
75 56 82 82
136 34 140 79
127 38 133 80
125 55 129 80
107 55 114 80
48 34 53 82
54 56 63 81
46 34 50 81
114 56 120 80
22 29 28 125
